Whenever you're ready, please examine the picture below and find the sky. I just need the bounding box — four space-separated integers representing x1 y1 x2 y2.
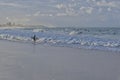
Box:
0 0 120 27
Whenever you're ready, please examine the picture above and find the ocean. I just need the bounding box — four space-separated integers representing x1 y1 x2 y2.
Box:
0 26 120 52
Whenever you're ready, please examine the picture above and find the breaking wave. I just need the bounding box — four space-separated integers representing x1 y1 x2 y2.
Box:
0 27 120 52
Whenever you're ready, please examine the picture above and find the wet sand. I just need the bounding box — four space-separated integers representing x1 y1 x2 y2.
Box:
0 40 120 80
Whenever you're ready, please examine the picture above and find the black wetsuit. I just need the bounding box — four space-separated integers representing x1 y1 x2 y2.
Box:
32 35 37 42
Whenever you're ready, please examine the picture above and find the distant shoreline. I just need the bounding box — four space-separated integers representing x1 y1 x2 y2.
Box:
0 22 47 28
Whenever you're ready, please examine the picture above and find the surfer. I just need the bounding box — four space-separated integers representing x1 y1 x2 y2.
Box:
32 35 38 42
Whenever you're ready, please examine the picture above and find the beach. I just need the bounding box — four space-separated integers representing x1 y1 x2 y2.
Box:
0 40 120 80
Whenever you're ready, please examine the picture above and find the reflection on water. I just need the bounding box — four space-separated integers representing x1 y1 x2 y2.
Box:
0 40 120 80
32 43 36 54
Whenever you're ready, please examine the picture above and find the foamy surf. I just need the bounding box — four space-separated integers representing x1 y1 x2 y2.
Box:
0 27 120 52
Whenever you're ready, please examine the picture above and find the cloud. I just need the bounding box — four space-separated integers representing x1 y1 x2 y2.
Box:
96 1 120 8
0 2 28 8
80 7 94 14
55 3 78 16
107 7 112 11
55 4 65 9
56 13 67 16
33 11 53 17
86 0 96 2
38 14 53 17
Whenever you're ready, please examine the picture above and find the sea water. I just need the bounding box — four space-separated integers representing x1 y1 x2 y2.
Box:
0 26 120 52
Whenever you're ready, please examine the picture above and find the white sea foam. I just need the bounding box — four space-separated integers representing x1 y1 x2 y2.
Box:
69 31 78 35
0 27 120 52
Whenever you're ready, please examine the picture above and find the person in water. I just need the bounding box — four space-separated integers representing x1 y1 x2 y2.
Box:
32 35 38 42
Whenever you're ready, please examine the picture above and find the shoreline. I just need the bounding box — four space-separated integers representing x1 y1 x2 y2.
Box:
0 39 119 54
0 40 120 80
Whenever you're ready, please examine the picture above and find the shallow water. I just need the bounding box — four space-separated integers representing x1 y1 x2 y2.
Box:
0 40 120 80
